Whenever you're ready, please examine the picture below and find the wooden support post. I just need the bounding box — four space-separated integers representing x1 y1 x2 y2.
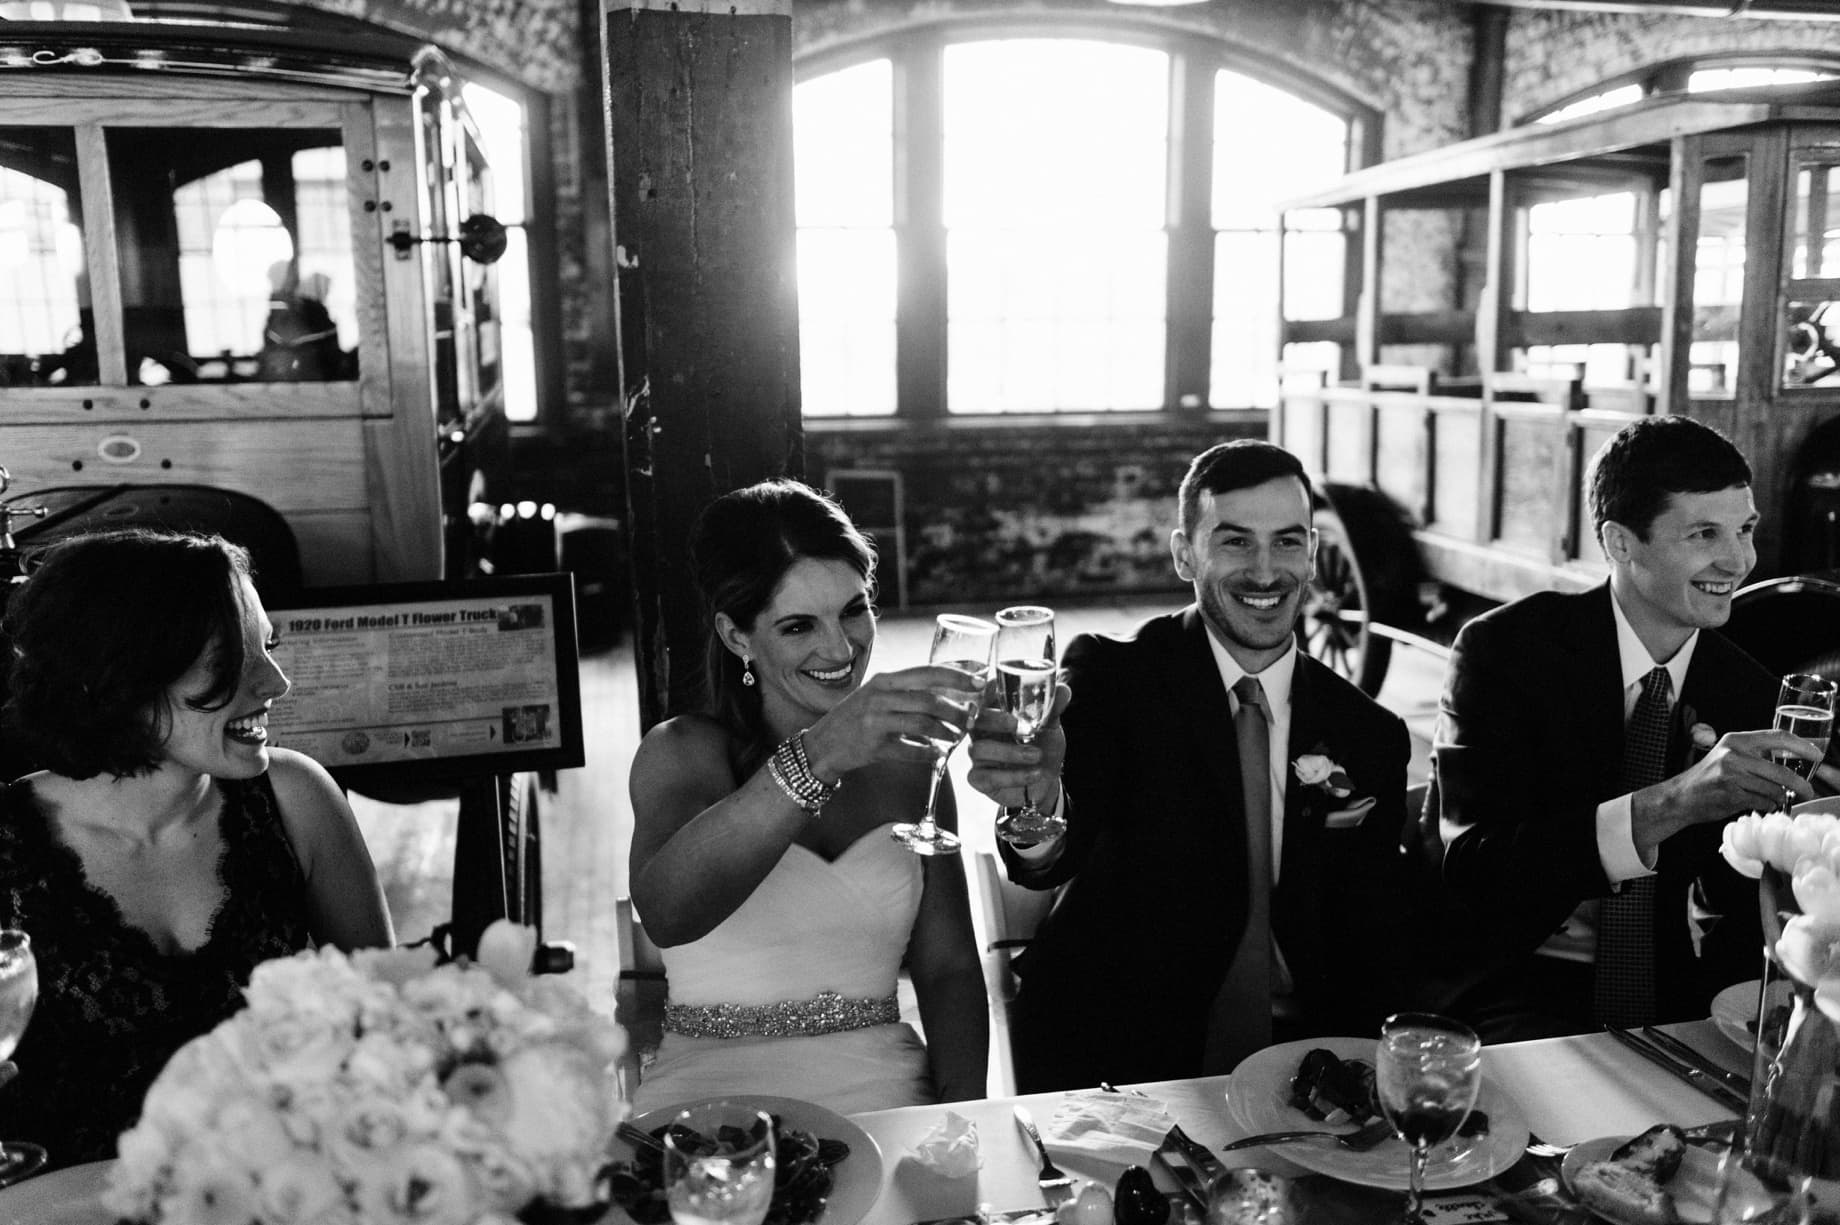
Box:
603 0 802 730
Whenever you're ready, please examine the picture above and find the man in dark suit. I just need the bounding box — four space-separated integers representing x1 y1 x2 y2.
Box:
967 440 1412 1091
1430 416 1831 1039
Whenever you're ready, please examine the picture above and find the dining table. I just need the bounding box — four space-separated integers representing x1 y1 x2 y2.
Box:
846 1019 1752 1225
0 1020 1755 1225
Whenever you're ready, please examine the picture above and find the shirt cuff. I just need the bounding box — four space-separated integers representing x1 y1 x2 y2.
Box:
1598 793 1654 882
1011 789 1067 862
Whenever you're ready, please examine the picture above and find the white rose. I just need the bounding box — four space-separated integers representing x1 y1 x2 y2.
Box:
1796 858 1840 925
158 1145 261 1225
1776 914 1840 1022
233 1008 352 1084
213 1094 299 1172
325 1097 418 1174
476 920 538 990
354 1141 479 1225
257 1152 351 1225
1292 754 1333 787
495 1043 617 1200
102 1122 172 1222
446 1115 537 1211
346 1031 437 1096
1721 814 1769 878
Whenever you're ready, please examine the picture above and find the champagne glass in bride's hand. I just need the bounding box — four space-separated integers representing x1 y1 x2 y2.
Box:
1376 1012 1481 1225
1772 672 1837 809
992 605 1063 847
664 1103 776 1225
0 931 45 1186
891 613 997 857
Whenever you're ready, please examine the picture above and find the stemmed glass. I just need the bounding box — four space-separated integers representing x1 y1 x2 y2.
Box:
993 605 1063 847
1375 1012 1481 1225
1772 672 1837 810
891 613 997 857
663 1102 777 1225
0 930 45 1186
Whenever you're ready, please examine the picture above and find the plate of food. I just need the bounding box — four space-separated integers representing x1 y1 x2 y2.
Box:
1561 1127 1720 1225
1710 979 1792 1055
0 1159 116 1225
607 1094 883 1225
1224 1036 1529 1191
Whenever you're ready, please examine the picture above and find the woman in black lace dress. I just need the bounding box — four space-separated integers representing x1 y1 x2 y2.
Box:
0 529 394 1167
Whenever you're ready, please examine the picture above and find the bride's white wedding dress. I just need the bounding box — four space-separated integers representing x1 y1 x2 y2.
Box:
632 823 933 1115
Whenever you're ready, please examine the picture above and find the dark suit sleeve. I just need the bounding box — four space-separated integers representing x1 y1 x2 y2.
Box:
1333 703 1416 1030
999 629 1121 890
1434 612 1614 954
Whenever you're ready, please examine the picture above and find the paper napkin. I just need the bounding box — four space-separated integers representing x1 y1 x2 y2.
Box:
911 1109 982 1177
1040 1091 1176 1167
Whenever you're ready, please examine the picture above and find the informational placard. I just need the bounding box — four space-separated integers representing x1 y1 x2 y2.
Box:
267 574 585 784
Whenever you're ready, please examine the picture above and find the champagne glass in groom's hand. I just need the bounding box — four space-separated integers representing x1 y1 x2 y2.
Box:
1772 672 1837 810
992 606 1062 846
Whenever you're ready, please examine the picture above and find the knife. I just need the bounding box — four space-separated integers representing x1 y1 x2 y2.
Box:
1161 1124 1228 1185
1606 1026 1749 1113
1640 1025 1753 1097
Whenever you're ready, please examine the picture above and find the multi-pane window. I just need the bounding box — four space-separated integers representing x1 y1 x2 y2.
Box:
0 129 86 385
791 35 1357 416
1213 71 1350 407
794 59 895 419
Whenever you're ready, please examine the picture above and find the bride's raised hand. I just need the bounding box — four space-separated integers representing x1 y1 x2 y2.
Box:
802 664 987 777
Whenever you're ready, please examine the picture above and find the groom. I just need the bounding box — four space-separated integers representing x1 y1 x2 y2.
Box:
967 440 1413 1091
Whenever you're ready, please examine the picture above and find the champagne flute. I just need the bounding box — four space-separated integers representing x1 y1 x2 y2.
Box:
1773 672 1837 810
663 1102 776 1225
891 613 997 856
993 605 1063 846
0 930 45 1186
1375 1012 1482 1225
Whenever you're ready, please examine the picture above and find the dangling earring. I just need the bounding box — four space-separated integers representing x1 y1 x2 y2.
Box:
742 656 755 687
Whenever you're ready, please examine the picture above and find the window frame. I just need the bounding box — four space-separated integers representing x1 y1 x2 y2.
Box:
793 17 1376 423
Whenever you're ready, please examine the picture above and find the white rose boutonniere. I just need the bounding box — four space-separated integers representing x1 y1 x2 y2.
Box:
1292 745 1375 829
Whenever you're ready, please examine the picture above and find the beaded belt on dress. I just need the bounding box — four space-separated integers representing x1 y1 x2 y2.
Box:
664 990 900 1039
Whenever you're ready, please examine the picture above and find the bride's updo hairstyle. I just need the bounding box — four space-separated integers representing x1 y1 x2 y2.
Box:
689 479 876 768
3 528 256 779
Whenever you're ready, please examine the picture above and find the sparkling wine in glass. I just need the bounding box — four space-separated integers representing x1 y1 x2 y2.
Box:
664 1102 776 1225
1376 1012 1482 1225
891 613 997 856
0 930 46 1186
1772 673 1837 807
992 605 1062 846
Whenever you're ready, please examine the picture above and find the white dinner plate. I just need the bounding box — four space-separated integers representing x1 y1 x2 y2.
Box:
1560 1135 1720 1225
1224 1036 1530 1191
611 1093 883 1225
1710 978 1793 1055
0 1160 116 1225
1793 795 1840 817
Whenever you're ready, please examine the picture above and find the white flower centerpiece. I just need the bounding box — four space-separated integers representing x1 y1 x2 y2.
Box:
103 921 628 1225
1720 808 1840 1211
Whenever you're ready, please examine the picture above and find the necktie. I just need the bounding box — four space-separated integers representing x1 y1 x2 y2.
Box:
1203 675 1274 1073
1593 665 1671 1026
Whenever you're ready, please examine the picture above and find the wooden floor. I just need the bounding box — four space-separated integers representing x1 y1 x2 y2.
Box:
353 599 1443 1046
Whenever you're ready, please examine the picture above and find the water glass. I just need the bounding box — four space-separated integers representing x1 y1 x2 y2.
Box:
663 1102 776 1225
0 930 44 1186
1376 1013 1481 1225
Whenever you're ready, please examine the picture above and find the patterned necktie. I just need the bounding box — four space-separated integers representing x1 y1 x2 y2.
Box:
1204 675 1274 1073
1593 665 1672 1026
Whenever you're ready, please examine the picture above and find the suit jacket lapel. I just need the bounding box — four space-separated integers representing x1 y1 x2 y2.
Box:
1281 658 1330 890
1574 586 1628 802
1176 607 1242 813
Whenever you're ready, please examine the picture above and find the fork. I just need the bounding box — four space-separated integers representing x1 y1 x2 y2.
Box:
1218 1118 1395 1153
1013 1105 1074 1204
618 1120 666 1156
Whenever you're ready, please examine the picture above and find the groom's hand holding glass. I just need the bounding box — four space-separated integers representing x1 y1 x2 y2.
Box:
966 680 1072 848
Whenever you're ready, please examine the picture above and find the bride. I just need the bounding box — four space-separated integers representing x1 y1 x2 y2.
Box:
627 480 988 1113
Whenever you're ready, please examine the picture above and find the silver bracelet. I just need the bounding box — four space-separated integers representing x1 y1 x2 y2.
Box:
766 731 836 817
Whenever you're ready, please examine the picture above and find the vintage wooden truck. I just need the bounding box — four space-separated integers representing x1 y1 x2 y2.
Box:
0 12 549 955
1278 79 1840 694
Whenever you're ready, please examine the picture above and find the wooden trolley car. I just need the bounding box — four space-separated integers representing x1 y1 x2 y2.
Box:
0 14 561 959
1278 79 1840 694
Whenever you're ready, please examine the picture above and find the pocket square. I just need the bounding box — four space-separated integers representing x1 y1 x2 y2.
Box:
1324 796 1377 829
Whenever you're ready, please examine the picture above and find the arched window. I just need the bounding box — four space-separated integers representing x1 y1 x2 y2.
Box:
793 30 1362 418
